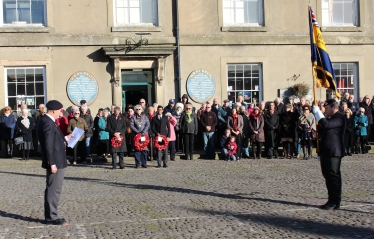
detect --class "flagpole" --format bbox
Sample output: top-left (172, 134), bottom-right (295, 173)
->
top-left (309, 5), bottom-right (320, 154)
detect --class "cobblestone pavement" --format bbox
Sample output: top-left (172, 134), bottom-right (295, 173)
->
top-left (0, 154), bottom-right (373, 239)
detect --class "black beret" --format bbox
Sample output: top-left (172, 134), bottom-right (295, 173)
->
top-left (46, 100), bottom-right (63, 110)
top-left (324, 99), bottom-right (337, 107)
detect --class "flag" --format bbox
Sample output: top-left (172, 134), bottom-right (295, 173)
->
top-left (309, 6), bottom-right (341, 98)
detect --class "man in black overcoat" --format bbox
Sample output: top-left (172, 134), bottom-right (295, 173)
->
top-left (107, 106), bottom-right (127, 169)
top-left (37, 100), bottom-right (73, 226)
top-left (313, 99), bottom-right (345, 210)
top-left (151, 106), bottom-right (170, 167)
top-left (264, 102), bottom-right (279, 158)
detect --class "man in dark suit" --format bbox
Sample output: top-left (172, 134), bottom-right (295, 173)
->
top-left (37, 100), bottom-right (73, 226)
top-left (107, 106), bottom-right (127, 169)
top-left (151, 106), bottom-right (170, 168)
top-left (313, 99), bottom-right (345, 210)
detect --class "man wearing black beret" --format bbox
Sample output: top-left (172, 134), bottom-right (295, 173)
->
top-left (37, 100), bottom-right (73, 226)
top-left (312, 99), bottom-right (346, 210)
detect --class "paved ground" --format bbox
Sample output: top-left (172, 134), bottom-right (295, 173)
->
top-left (0, 154), bottom-right (373, 239)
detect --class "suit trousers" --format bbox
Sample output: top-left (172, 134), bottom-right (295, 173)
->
top-left (157, 148), bottom-right (168, 166)
top-left (45, 168), bottom-right (64, 220)
top-left (320, 156), bottom-right (342, 205)
top-left (112, 152), bottom-right (124, 168)
top-left (184, 133), bottom-right (195, 159)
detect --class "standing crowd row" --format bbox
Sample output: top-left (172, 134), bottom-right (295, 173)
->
top-left (0, 92), bottom-right (372, 165)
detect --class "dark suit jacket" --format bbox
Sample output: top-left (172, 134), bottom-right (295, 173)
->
top-left (107, 114), bottom-right (127, 153)
top-left (151, 115), bottom-right (170, 137)
top-left (37, 115), bottom-right (67, 169)
top-left (318, 112), bottom-right (346, 158)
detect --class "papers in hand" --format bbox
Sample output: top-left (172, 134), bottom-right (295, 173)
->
top-left (65, 127), bottom-right (84, 148)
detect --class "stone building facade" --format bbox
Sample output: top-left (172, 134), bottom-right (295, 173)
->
top-left (0, 0), bottom-right (371, 114)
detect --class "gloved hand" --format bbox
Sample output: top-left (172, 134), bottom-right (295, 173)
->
top-left (312, 105), bottom-right (325, 122)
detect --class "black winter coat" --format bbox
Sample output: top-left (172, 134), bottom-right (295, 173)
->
top-left (151, 115), bottom-right (170, 137)
top-left (107, 114), bottom-right (127, 153)
top-left (16, 116), bottom-right (35, 142)
top-left (264, 111), bottom-right (279, 147)
top-left (80, 113), bottom-right (94, 137)
top-left (318, 112), bottom-right (346, 158)
top-left (279, 111), bottom-right (296, 139)
top-left (344, 115), bottom-right (355, 148)
top-left (179, 112), bottom-right (198, 135)
top-left (359, 102), bottom-right (373, 124)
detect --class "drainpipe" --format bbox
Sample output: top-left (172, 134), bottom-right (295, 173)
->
top-left (175, 0), bottom-right (182, 101)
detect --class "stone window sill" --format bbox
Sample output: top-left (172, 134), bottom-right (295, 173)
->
top-left (321, 26), bottom-right (362, 32)
top-left (0, 27), bottom-right (52, 33)
top-left (221, 26), bottom-right (267, 32)
top-left (111, 26), bottom-right (162, 32)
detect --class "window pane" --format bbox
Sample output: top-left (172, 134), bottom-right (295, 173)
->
top-left (245, 1), bottom-right (259, 23)
top-left (26, 82), bottom-right (35, 95)
top-left (16, 68), bottom-right (25, 83)
top-left (140, 0), bottom-right (153, 23)
top-left (35, 82), bottom-right (44, 95)
top-left (251, 77), bottom-right (259, 90)
top-left (235, 65), bottom-right (243, 77)
top-left (129, 7), bottom-right (140, 23)
top-left (236, 79), bottom-right (243, 91)
top-left (7, 69), bottom-right (16, 82)
top-left (8, 98), bottom-right (17, 111)
top-left (116, 0), bottom-right (126, 7)
top-left (36, 96), bottom-right (44, 106)
top-left (228, 91), bottom-right (236, 103)
top-left (8, 83), bottom-right (16, 96)
top-left (35, 68), bottom-right (43, 81)
top-left (244, 78), bottom-right (251, 89)
top-left (3, 0), bottom-right (17, 23)
top-left (227, 65), bottom-right (235, 77)
top-left (26, 68), bottom-right (34, 82)
top-left (116, 8), bottom-right (126, 24)
top-left (228, 77), bottom-right (235, 91)
top-left (17, 82), bottom-right (26, 95)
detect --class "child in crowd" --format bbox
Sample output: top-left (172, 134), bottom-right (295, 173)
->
top-left (225, 136), bottom-right (237, 161)
top-left (220, 129), bottom-right (231, 160)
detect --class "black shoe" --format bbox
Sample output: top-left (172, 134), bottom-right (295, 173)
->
top-left (141, 165), bottom-right (147, 168)
top-left (306, 155), bottom-right (312, 160)
top-left (347, 152), bottom-right (352, 156)
top-left (112, 166), bottom-right (117, 169)
top-left (45, 218), bottom-right (69, 226)
top-left (163, 165), bottom-right (168, 168)
top-left (322, 203), bottom-right (339, 210)
top-left (119, 165), bottom-right (125, 169)
top-left (156, 165), bottom-right (161, 168)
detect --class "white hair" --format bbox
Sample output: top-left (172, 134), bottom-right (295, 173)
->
top-left (134, 104), bottom-right (143, 112)
top-left (81, 105), bottom-right (88, 110)
top-left (22, 108), bottom-right (29, 113)
top-left (175, 102), bottom-right (184, 111)
top-left (71, 106), bottom-right (79, 112)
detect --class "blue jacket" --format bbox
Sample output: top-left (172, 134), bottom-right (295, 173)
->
top-left (0, 114), bottom-right (16, 139)
top-left (217, 106), bottom-right (232, 129)
top-left (354, 114), bottom-right (368, 136)
top-left (98, 117), bottom-right (109, 140)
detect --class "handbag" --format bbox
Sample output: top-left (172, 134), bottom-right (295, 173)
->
top-left (14, 136), bottom-right (24, 145)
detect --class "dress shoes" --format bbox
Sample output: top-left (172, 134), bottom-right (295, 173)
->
top-left (45, 218), bottom-right (69, 226)
top-left (119, 165), bottom-right (125, 169)
top-left (156, 165), bottom-right (161, 168)
top-left (319, 202), bottom-right (340, 210)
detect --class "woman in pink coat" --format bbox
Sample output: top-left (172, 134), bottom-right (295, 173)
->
top-left (166, 112), bottom-right (177, 161)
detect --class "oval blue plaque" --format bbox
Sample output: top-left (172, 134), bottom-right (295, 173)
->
top-left (67, 71), bottom-right (99, 106)
top-left (186, 69), bottom-right (216, 103)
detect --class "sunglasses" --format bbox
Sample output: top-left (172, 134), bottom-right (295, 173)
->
top-left (74, 113), bottom-right (80, 115)
top-left (139, 102), bottom-right (145, 103)
top-left (303, 108), bottom-right (309, 111)
top-left (186, 108), bottom-right (192, 110)
top-left (206, 107), bottom-right (211, 108)
top-left (136, 109), bottom-right (142, 111)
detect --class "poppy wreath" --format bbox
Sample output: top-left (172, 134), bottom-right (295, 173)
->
top-left (111, 135), bottom-right (123, 148)
top-left (154, 134), bottom-right (169, 150)
top-left (133, 133), bottom-right (150, 151)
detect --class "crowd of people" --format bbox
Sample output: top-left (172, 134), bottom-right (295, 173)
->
top-left (0, 92), bottom-right (372, 167)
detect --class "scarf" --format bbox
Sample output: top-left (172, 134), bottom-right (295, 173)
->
top-left (232, 113), bottom-right (238, 131)
top-left (21, 116), bottom-right (30, 129)
top-left (148, 113), bottom-right (155, 119)
top-left (185, 111), bottom-right (193, 123)
top-left (5, 113), bottom-right (10, 117)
